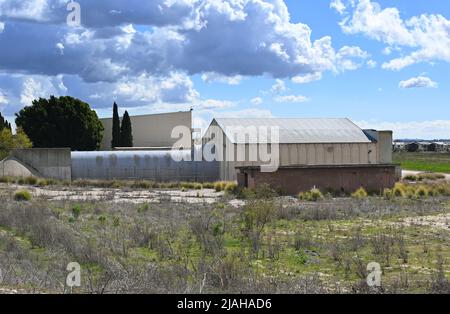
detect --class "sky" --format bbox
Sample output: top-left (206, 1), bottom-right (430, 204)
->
top-left (0, 0), bottom-right (449, 139)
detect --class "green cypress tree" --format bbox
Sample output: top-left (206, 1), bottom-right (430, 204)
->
top-left (111, 102), bottom-right (121, 149)
top-left (120, 111), bottom-right (133, 147)
top-left (0, 112), bottom-right (11, 132)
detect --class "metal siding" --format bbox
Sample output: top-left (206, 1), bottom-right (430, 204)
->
top-left (214, 118), bottom-right (372, 144)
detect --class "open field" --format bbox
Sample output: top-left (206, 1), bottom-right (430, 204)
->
top-left (394, 152), bottom-right (450, 174)
top-left (0, 181), bottom-right (449, 294)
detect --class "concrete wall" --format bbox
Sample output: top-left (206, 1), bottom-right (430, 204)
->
top-left (238, 165), bottom-right (397, 195)
top-left (0, 158), bottom-right (37, 178)
top-left (2, 148), bottom-right (72, 180)
top-left (100, 111), bottom-right (192, 150)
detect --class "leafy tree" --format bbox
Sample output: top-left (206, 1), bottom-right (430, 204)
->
top-left (111, 102), bottom-right (121, 149)
top-left (15, 96), bottom-right (104, 151)
top-left (120, 110), bottom-right (133, 147)
top-left (0, 112), bottom-right (11, 131)
top-left (0, 127), bottom-right (32, 160)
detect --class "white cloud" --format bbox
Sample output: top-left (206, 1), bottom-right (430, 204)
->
top-left (366, 59), bottom-right (377, 68)
top-left (0, 89), bottom-right (8, 105)
top-left (399, 76), bottom-right (437, 89)
top-left (330, 0), bottom-right (346, 15)
top-left (213, 108), bottom-right (274, 119)
top-left (114, 72), bottom-right (199, 104)
top-left (357, 120), bottom-right (450, 139)
top-left (335, 46), bottom-right (370, 71)
top-left (292, 72), bottom-right (322, 84)
top-left (251, 97), bottom-right (263, 105)
top-left (274, 95), bottom-right (309, 103)
top-left (201, 72), bottom-right (243, 85)
top-left (270, 79), bottom-right (287, 94)
top-left (195, 99), bottom-right (236, 110)
top-left (0, 21), bottom-right (4, 32)
top-left (338, 0), bottom-right (450, 70)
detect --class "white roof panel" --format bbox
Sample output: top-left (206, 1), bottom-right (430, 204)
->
top-left (213, 118), bottom-right (372, 144)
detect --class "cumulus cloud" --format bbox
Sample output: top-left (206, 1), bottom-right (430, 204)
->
top-left (0, 0), bottom-right (368, 83)
top-left (335, 0), bottom-right (450, 70)
top-left (274, 95), bottom-right (309, 103)
top-left (292, 72), bottom-right (322, 84)
top-left (399, 76), bottom-right (437, 89)
top-left (201, 72), bottom-right (243, 85)
top-left (330, 0), bottom-right (346, 15)
top-left (0, 0), bottom-right (372, 118)
top-left (251, 97), bottom-right (263, 105)
top-left (270, 79), bottom-right (287, 95)
top-left (357, 120), bottom-right (450, 139)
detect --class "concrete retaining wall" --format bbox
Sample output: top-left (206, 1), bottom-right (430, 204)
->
top-left (0, 148), bottom-right (72, 180)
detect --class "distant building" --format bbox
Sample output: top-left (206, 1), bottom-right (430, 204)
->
top-left (99, 111), bottom-right (192, 151)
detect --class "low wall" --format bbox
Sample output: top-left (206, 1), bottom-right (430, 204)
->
top-left (238, 164), bottom-right (397, 195)
top-left (1, 148), bottom-right (72, 180)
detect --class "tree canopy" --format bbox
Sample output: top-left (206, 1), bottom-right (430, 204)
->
top-left (0, 127), bottom-right (32, 160)
top-left (0, 112), bottom-right (11, 131)
top-left (120, 110), bottom-right (133, 147)
top-left (111, 102), bottom-right (121, 149)
top-left (15, 96), bottom-right (104, 151)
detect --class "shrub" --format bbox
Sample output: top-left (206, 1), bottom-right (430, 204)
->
top-left (415, 186), bottom-right (429, 198)
top-left (72, 204), bottom-right (82, 219)
top-left (24, 176), bottom-right (38, 185)
top-left (393, 183), bottom-right (406, 198)
top-left (137, 203), bottom-right (151, 213)
top-left (14, 189), bottom-right (32, 201)
top-left (383, 188), bottom-right (394, 200)
top-left (403, 175), bottom-right (418, 182)
top-left (298, 188), bottom-right (324, 202)
top-left (214, 182), bottom-right (227, 192)
top-left (352, 187), bottom-right (368, 199)
top-left (224, 182), bottom-right (238, 193)
top-left (418, 173), bottom-right (445, 181)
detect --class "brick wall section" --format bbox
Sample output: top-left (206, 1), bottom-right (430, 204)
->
top-left (238, 165), bottom-right (397, 195)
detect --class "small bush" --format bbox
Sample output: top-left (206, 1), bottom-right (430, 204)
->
top-left (14, 189), bottom-right (32, 201)
top-left (24, 176), bottom-right (38, 185)
top-left (418, 173), bottom-right (445, 181)
top-left (393, 183), bottom-right (406, 198)
top-left (383, 188), bottom-right (394, 200)
top-left (298, 188), bottom-right (324, 202)
top-left (351, 187), bottom-right (368, 199)
top-left (214, 182), bottom-right (227, 192)
top-left (403, 175), bottom-right (418, 182)
top-left (137, 203), bottom-right (151, 213)
top-left (224, 182), bottom-right (238, 193)
top-left (415, 186), bottom-right (429, 198)
top-left (72, 204), bottom-right (82, 219)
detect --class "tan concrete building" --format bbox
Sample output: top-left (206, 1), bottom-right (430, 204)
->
top-left (100, 110), bottom-right (192, 151)
top-left (203, 118), bottom-right (395, 194)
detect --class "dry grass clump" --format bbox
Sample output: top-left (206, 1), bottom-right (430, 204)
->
top-left (298, 188), bottom-right (324, 202)
top-left (351, 187), bottom-right (368, 199)
top-left (14, 189), bottom-right (32, 201)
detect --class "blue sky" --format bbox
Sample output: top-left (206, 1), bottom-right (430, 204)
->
top-left (0, 0), bottom-right (449, 139)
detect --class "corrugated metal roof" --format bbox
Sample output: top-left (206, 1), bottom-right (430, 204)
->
top-left (213, 118), bottom-right (372, 144)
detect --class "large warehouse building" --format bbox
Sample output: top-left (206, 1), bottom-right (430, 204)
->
top-left (99, 110), bottom-right (192, 150)
top-left (203, 118), bottom-right (395, 194)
